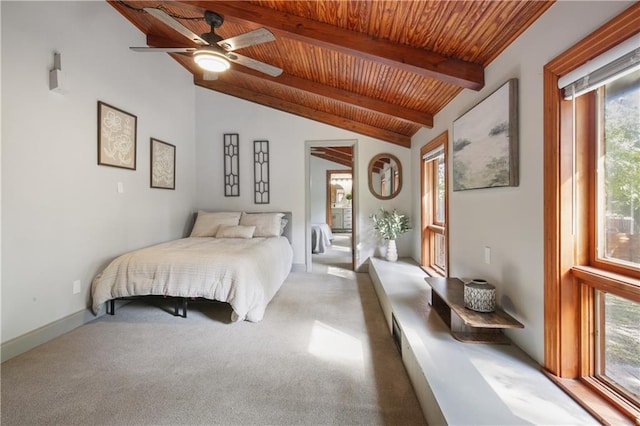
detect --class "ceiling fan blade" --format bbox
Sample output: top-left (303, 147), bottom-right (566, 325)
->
top-left (130, 47), bottom-right (196, 53)
top-left (143, 7), bottom-right (208, 46)
top-left (227, 53), bottom-right (283, 77)
top-left (217, 28), bottom-right (276, 51)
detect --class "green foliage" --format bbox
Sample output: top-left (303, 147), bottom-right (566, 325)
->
top-left (604, 294), bottom-right (640, 394)
top-left (604, 87), bottom-right (640, 223)
top-left (371, 208), bottom-right (411, 240)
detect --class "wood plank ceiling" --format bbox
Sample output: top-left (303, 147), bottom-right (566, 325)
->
top-left (109, 0), bottom-right (553, 155)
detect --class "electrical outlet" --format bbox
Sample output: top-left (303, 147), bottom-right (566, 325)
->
top-left (484, 247), bottom-right (491, 264)
top-left (72, 280), bottom-right (81, 294)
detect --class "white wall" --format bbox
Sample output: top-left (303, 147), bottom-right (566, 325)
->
top-left (0, 1), bottom-right (3, 342)
top-left (1, 1), bottom-right (197, 343)
top-left (194, 88), bottom-right (414, 269)
top-left (409, 0), bottom-right (634, 364)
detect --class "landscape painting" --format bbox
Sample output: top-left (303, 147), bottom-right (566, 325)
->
top-left (452, 79), bottom-right (518, 191)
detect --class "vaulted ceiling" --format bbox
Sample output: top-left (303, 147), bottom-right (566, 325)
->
top-left (109, 0), bottom-right (553, 149)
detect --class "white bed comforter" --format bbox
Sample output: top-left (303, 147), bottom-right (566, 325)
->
top-left (311, 223), bottom-right (333, 254)
top-left (91, 236), bottom-right (293, 322)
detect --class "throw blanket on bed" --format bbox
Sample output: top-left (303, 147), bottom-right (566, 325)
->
top-left (311, 223), bottom-right (333, 254)
top-left (91, 236), bottom-right (293, 322)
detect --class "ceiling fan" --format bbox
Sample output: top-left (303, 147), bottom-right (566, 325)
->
top-left (130, 8), bottom-right (282, 79)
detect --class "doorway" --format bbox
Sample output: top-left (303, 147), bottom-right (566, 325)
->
top-left (305, 140), bottom-right (357, 272)
top-left (320, 170), bottom-right (353, 270)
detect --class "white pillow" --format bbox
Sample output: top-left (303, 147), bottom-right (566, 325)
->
top-left (215, 225), bottom-right (256, 239)
top-left (190, 211), bottom-right (242, 237)
top-left (240, 212), bottom-right (285, 238)
top-left (279, 218), bottom-right (289, 236)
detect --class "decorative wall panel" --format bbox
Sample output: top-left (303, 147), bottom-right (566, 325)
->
top-left (254, 140), bottom-right (270, 204)
top-left (224, 133), bottom-right (239, 196)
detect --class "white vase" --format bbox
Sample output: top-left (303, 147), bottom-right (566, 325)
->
top-left (385, 239), bottom-right (398, 262)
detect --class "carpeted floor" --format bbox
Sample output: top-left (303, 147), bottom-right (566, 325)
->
top-left (312, 233), bottom-right (352, 272)
top-left (1, 256), bottom-right (426, 425)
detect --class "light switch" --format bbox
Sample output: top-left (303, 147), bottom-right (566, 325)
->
top-left (117, 182), bottom-right (124, 193)
top-left (484, 246), bottom-right (491, 264)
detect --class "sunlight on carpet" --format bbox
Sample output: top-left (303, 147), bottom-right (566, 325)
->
top-left (327, 266), bottom-right (353, 278)
top-left (308, 320), bottom-right (364, 368)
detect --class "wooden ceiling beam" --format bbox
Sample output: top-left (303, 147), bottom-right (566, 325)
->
top-left (324, 148), bottom-right (356, 167)
top-left (195, 79), bottom-right (411, 147)
top-left (324, 146), bottom-right (353, 157)
top-left (231, 66), bottom-right (433, 128)
top-left (184, 1), bottom-right (484, 90)
top-left (311, 152), bottom-right (351, 168)
top-left (311, 147), bottom-right (352, 167)
top-left (146, 34), bottom-right (433, 128)
top-left (371, 159), bottom-right (388, 174)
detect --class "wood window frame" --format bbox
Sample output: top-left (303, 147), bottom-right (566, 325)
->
top-left (421, 131), bottom-right (449, 276)
top-left (543, 3), bottom-right (640, 424)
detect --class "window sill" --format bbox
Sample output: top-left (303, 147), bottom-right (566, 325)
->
top-left (543, 371), bottom-right (637, 425)
top-left (419, 264), bottom-right (443, 278)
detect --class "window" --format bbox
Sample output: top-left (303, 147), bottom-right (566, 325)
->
top-left (544, 5), bottom-right (640, 422)
top-left (592, 69), bottom-right (640, 406)
top-left (421, 132), bottom-right (448, 276)
top-left (570, 68), bottom-right (640, 414)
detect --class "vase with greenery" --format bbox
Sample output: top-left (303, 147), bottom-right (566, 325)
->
top-left (371, 208), bottom-right (411, 261)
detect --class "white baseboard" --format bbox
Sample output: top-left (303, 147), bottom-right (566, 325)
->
top-left (1, 308), bottom-right (101, 363)
top-left (291, 263), bottom-right (306, 272)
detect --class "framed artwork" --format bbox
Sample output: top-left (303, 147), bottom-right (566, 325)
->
top-left (97, 101), bottom-right (137, 170)
top-left (452, 79), bottom-right (518, 191)
top-left (150, 138), bottom-right (175, 190)
top-left (224, 133), bottom-right (240, 196)
top-left (254, 140), bottom-right (270, 204)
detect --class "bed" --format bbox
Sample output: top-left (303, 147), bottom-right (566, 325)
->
top-left (311, 223), bottom-right (334, 254)
top-left (91, 211), bottom-right (293, 322)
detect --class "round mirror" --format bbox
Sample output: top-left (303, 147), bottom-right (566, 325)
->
top-left (368, 153), bottom-right (402, 200)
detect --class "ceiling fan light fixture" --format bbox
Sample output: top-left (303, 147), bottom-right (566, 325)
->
top-left (194, 50), bottom-right (230, 72)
